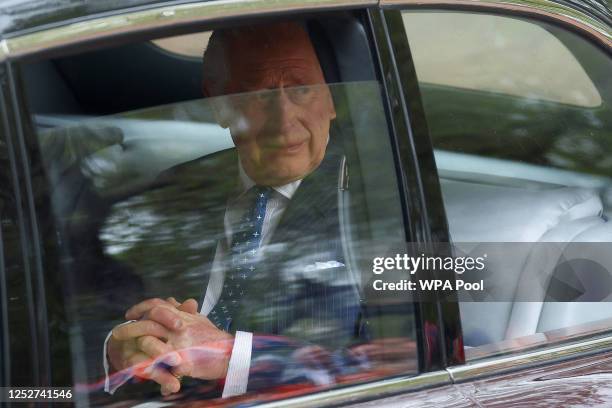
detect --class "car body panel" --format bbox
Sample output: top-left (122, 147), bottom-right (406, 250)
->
top-left (0, 0), bottom-right (609, 37)
top-left (350, 350), bottom-right (612, 407)
top-left (0, 0), bottom-right (611, 406)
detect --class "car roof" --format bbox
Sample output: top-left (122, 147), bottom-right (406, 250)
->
top-left (0, 0), bottom-right (610, 37)
top-left (0, 0), bottom-right (213, 36)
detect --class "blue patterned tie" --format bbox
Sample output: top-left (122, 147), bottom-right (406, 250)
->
top-left (209, 186), bottom-right (271, 331)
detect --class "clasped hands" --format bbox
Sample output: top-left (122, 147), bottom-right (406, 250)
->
top-left (107, 297), bottom-right (234, 396)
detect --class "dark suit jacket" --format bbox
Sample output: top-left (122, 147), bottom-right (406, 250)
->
top-left (150, 142), bottom-right (365, 345)
top-left (93, 141), bottom-right (369, 397)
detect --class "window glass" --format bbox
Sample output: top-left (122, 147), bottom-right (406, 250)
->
top-left (20, 18), bottom-right (417, 405)
top-left (403, 12), bottom-right (601, 107)
top-left (402, 11), bottom-right (612, 358)
top-left (151, 32), bottom-right (212, 59)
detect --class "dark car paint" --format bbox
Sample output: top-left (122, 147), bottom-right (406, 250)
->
top-left (0, 0), bottom-right (173, 35)
top-left (0, 0), bottom-right (611, 407)
top-left (0, 0), bottom-right (610, 36)
top-left (352, 350), bottom-right (612, 407)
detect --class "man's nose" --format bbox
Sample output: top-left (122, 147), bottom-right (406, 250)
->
top-left (269, 87), bottom-right (297, 133)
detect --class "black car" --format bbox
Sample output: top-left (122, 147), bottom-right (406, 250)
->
top-left (0, 0), bottom-right (611, 406)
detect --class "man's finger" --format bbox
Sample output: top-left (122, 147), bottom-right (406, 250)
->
top-left (148, 305), bottom-right (184, 330)
top-left (137, 335), bottom-right (174, 358)
top-left (171, 358), bottom-right (194, 378)
top-left (135, 361), bottom-right (181, 395)
top-left (125, 352), bottom-right (154, 372)
top-left (166, 297), bottom-right (181, 307)
top-left (126, 353), bottom-right (181, 395)
top-left (147, 367), bottom-right (181, 396)
top-left (112, 320), bottom-right (170, 341)
top-left (125, 298), bottom-right (170, 320)
top-left (178, 298), bottom-right (199, 315)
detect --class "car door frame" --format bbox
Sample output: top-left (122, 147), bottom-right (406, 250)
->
top-left (5, 0), bottom-right (610, 406)
top-left (0, 40), bottom-right (51, 392)
top-left (0, 0), bottom-right (457, 399)
top-left (378, 0), bottom-right (612, 400)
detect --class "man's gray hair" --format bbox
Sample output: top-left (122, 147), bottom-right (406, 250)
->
top-left (202, 29), bottom-right (230, 97)
top-left (202, 22), bottom-right (309, 97)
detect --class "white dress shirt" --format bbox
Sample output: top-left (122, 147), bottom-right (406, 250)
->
top-left (104, 161), bottom-right (301, 397)
top-left (202, 163), bottom-right (300, 397)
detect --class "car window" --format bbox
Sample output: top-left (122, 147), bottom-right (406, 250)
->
top-left (16, 17), bottom-right (418, 405)
top-left (404, 12), bottom-right (602, 107)
top-left (151, 32), bottom-right (212, 59)
top-left (401, 11), bottom-right (612, 358)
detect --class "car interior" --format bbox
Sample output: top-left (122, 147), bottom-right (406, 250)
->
top-left (425, 20), bottom-right (612, 348)
top-left (18, 13), bottom-right (421, 387)
top-left (15, 10), bottom-right (612, 359)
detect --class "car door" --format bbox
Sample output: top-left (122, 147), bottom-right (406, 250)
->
top-left (383, 0), bottom-right (612, 405)
top-left (0, 43), bottom-right (53, 393)
top-left (0, 2), bottom-right (466, 406)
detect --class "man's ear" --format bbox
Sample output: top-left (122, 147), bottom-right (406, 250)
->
top-left (203, 81), bottom-right (231, 129)
top-left (328, 92), bottom-right (337, 120)
top-left (210, 99), bottom-right (234, 129)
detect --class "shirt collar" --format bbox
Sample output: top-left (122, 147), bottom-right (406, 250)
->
top-left (238, 160), bottom-right (301, 199)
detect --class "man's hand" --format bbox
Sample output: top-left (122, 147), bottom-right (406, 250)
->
top-left (130, 301), bottom-right (234, 382)
top-left (107, 297), bottom-right (199, 395)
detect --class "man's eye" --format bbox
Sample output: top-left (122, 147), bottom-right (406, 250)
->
top-left (295, 86), bottom-right (312, 95)
top-left (289, 86), bottom-right (314, 103)
top-left (253, 89), bottom-right (275, 102)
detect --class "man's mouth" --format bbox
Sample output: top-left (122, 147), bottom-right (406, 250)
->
top-left (284, 140), bottom-right (307, 153)
top-left (267, 140), bottom-right (307, 155)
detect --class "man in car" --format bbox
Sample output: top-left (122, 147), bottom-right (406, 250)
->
top-left (104, 21), bottom-right (370, 397)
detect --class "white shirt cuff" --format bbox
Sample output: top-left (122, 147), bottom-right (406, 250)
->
top-left (222, 331), bottom-right (253, 398)
top-left (103, 321), bottom-right (135, 394)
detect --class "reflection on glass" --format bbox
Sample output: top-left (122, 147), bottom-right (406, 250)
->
top-left (404, 11), bottom-right (612, 359)
top-left (35, 82), bottom-right (417, 405)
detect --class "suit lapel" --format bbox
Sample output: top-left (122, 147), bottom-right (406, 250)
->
top-left (269, 148), bottom-right (342, 248)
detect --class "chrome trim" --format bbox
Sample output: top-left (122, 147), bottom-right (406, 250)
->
top-left (381, 0), bottom-right (612, 47)
top-left (256, 370), bottom-right (451, 408)
top-left (339, 155), bottom-right (349, 190)
top-left (449, 334), bottom-right (612, 382)
top-left (0, 40), bottom-right (8, 63)
top-left (255, 335), bottom-right (612, 407)
top-left (3, 0), bottom-right (376, 59)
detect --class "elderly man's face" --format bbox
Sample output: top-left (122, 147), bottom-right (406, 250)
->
top-left (216, 25), bottom-right (336, 186)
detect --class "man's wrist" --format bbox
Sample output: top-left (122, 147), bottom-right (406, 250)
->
top-left (221, 334), bottom-right (236, 378)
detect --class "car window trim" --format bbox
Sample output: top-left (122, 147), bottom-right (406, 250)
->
top-left (380, 0), bottom-right (612, 52)
top-left (448, 333), bottom-right (612, 382)
top-left (5, 61), bottom-right (52, 386)
top-left (255, 332), bottom-right (612, 408)
top-left (368, 9), bottom-right (438, 373)
top-left (0, 0), bottom-right (377, 62)
top-left (370, 7), bottom-right (464, 370)
top-left (0, 61), bottom-right (43, 386)
top-left (257, 369), bottom-right (451, 407)
top-left (0, 61), bottom-right (11, 388)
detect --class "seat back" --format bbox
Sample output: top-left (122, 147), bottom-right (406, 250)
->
top-left (441, 178), bottom-right (609, 345)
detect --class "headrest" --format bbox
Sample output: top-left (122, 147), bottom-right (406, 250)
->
top-left (441, 179), bottom-right (603, 242)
